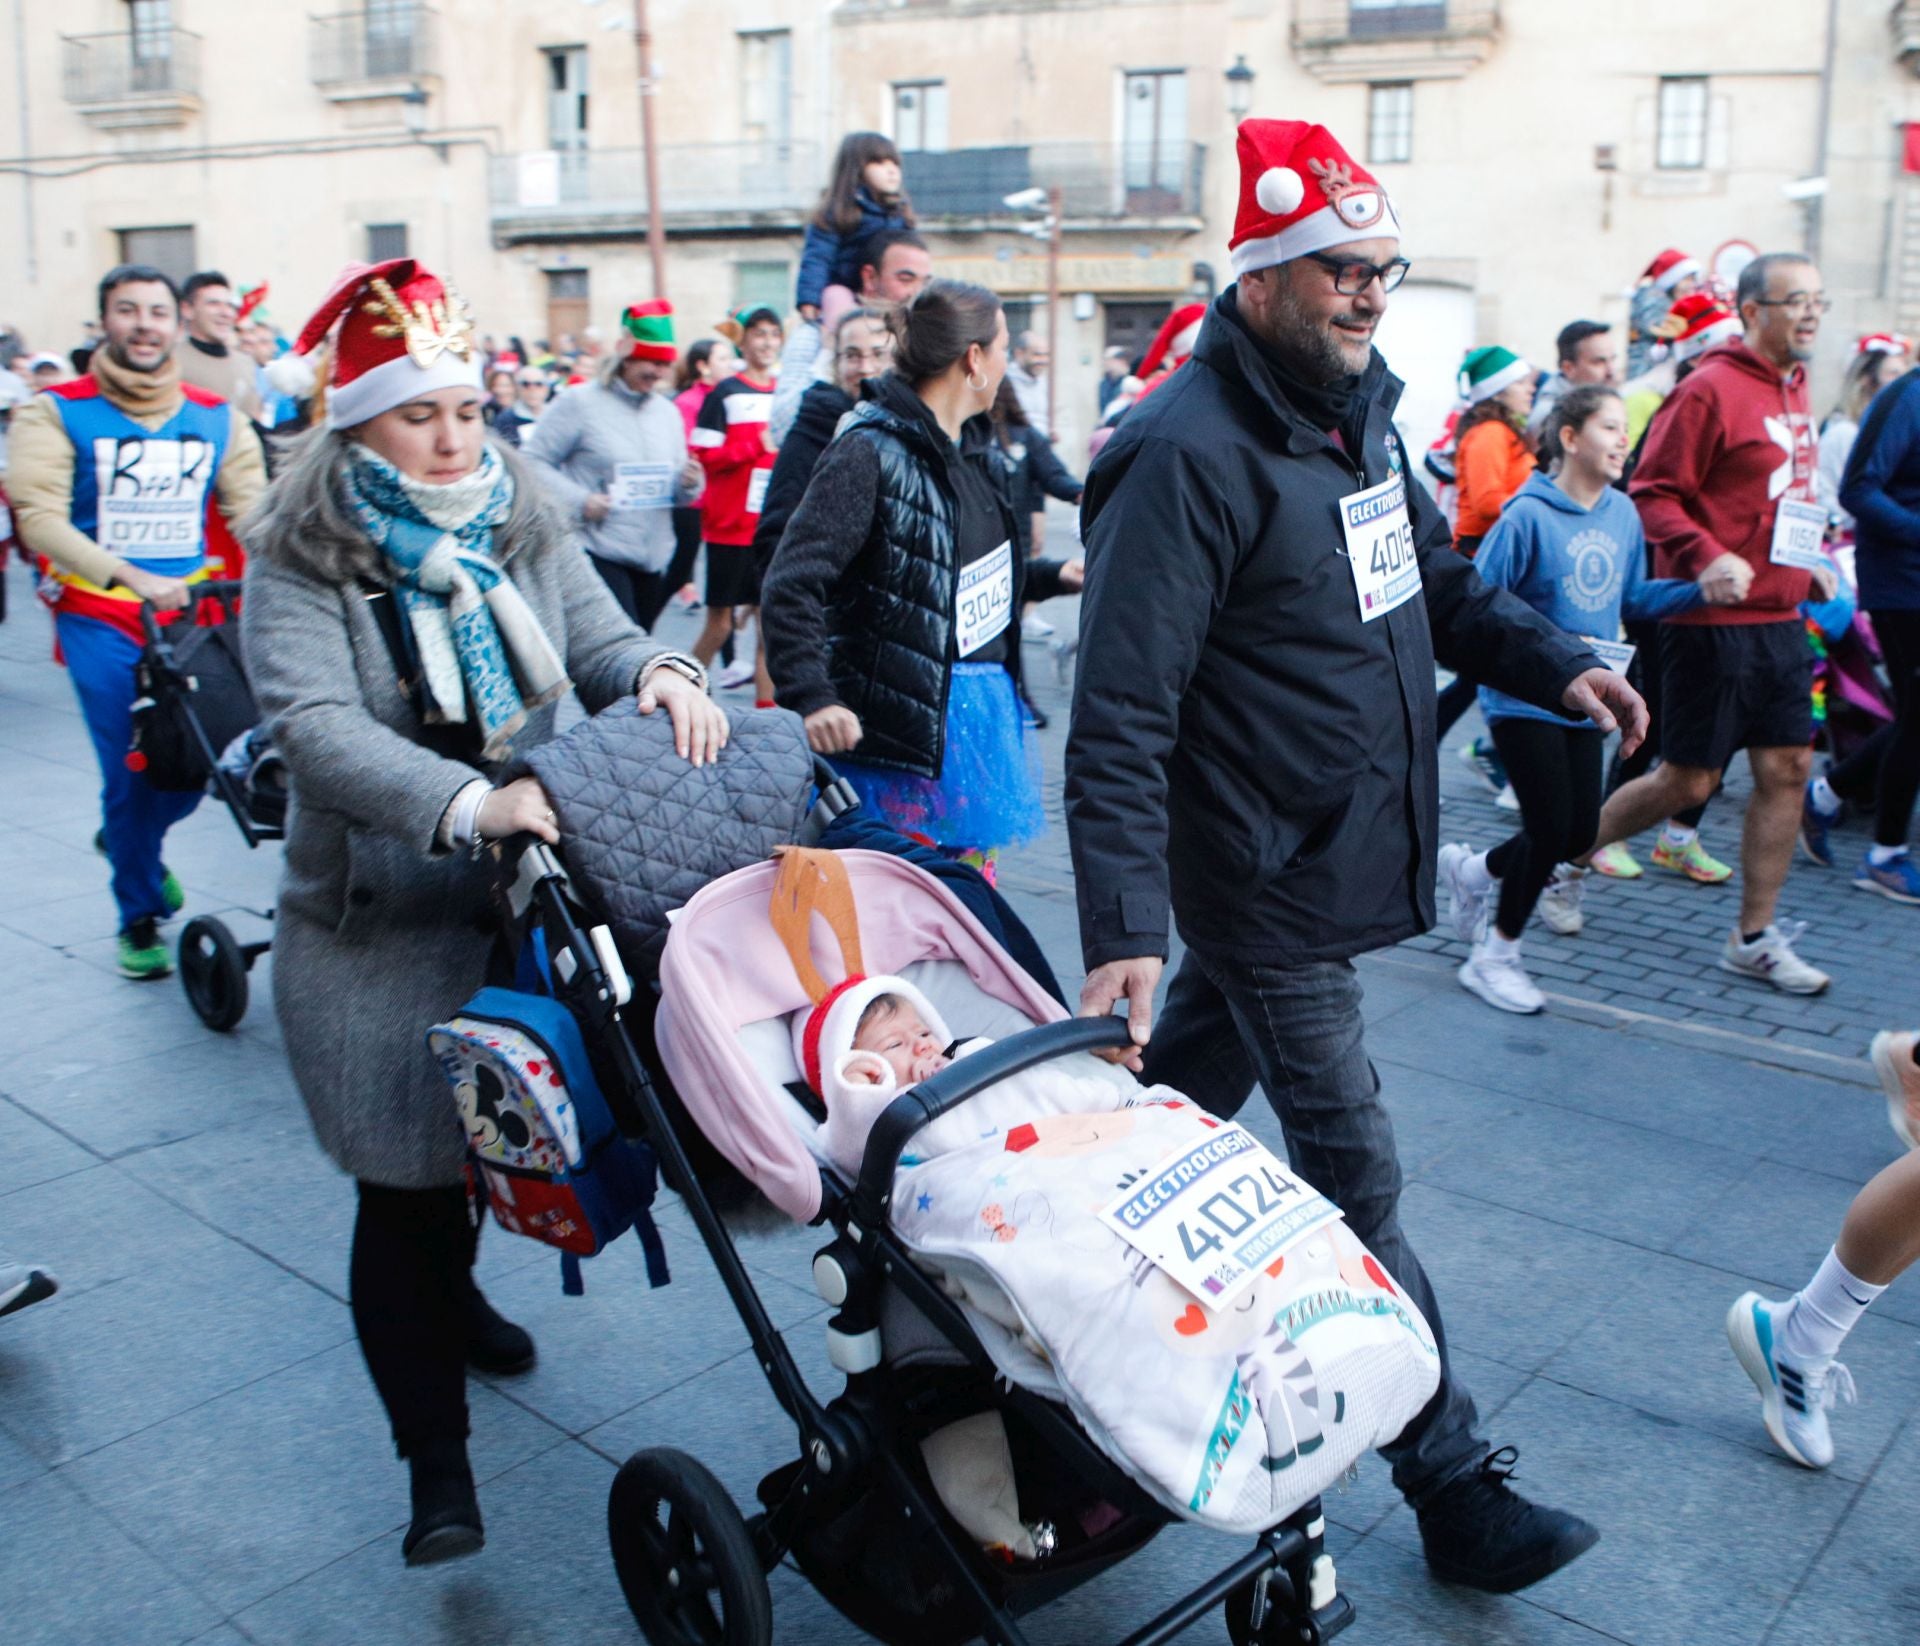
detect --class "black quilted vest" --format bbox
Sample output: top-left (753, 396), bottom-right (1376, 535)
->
top-left (823, 395), bottom-right (1023, 779)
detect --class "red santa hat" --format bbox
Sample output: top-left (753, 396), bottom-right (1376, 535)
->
top-left (1858, 332), bottom-right (1912, 357)
top-left (294, 258), bottom-right (483, 430)
top-left (1228, 119), bottom-right (1400, 279)
top-left (1665, 291), bottom-right (1740, 361)
top-left (790, 973), bottom-right (951, 1098)
top-left (1138, 302), bottom-right (1207, 380)
top-left (1641, 249), bottom-right (1702, 292)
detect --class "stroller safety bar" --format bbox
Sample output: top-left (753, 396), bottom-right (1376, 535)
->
top-left (851, 1014), bottom-right (1136, 1228)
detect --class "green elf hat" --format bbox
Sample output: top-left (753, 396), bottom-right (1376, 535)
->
top-left (1458, 345), bottom-right (1531, 405)
top-left (621, 299), bottom-right (677, 362)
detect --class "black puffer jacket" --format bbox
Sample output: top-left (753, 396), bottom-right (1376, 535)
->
top-left (763, 373), bottom-right (1064, 778)
top-left (1067, 287), bottom-right (1601, 968)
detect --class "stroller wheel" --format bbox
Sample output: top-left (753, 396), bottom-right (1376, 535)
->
top-left (1225, 1562), bottom-right (1355, 1645)
top-left (609, 1447), bottom-right (772, 1646)
top-left (179, 916), bottom-right (248, 1032)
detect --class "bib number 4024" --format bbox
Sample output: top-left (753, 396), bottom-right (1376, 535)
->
top-left (1174, 1163), bottom-right (1305, 1263)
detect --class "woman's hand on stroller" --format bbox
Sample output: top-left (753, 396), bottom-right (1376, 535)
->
top-left (1077, 955), bottom-right (1163, 1073)
top-left (804, 705), bottom-right (864, 755)
top-left (639, 668), bottom-right (731, 768)
top-left (117, 565), bottom-right (193, 611)
top-left (478, 777), bottom-right (562, 844)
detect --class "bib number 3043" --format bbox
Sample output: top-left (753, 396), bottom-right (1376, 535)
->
top-left (1340, 473), bottom-right (1421, 623)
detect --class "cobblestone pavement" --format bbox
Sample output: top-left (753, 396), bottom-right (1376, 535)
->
top-left (3, 551), bottom-right (1917, 1646)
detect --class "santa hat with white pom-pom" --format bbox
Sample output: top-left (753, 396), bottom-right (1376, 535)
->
top-left (1228, 119), bottom-right (1400, 279)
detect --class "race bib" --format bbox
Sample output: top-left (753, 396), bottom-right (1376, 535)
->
top-left (1101, 1123), bottom-right (1341, 1313)
top-left (954, 540), bottom-right (1014, 658)
top-left (93, 435), bottom-right (212, 562)
top-left (746, 465), bottom-right (771, 517)
top-left (1769, 499), bottom-right (1828, 572)
top-left (1339, 474), bottom-right (1420, 622)
top-left (1583, 636), bottom-right (1637, 675)
top-left (609, 462), bottom-right (673, 513)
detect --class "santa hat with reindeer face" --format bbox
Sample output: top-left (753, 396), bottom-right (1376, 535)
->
top-left (295, 258), bottom-right (482, 430)
top-left (1228, 119), bottom-right (1400, 280)
top-left (1664, 291), bottom-right (1741, 361)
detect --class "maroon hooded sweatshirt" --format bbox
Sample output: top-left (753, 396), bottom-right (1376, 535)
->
top-left (1628, 338), bottom-right (1817, 626)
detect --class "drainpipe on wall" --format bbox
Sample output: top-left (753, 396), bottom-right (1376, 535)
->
top-left (1808, 0), bottom-right (1839, 263)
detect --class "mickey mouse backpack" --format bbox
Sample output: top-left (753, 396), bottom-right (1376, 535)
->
top-left (429, 985), bottom-right (668, 1296)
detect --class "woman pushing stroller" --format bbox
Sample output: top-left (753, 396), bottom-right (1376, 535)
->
top-left (241, 259), bottom-right (727, 1567)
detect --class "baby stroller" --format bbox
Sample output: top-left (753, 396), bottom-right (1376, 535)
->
top-left (506, 831), bottom-right (1363, 1646)
top-left (132, 581), bottom-right (283, 1031)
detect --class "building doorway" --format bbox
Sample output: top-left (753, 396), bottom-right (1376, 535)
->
top-left (546, 269), bottom-right (589, 354)
top-left (1103, 300), bottom-right (1173, 371)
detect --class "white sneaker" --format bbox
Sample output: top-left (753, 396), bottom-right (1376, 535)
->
top-left (1020, 613), bottom-right (1056, 641)
top-left (1437, 842), bottom-right (1491, 943)
top-left (1537, 864), bottom-right (1585, 936)
top-left (1049, 635), bottom-right (1078, 686)
top-left (1725, 1292), bottom-right (1856, 1469)
top-left (1719, 925), bottom-right (1830, 995)
top-left (1494, 783), bottom-right (1521, 812)
top-left (714, 659), bottom-right (756, 691)
top-left (1458, 940), bottom-right (1545, 1014)
top-left (0, 1260), bottom-right (57, 1320)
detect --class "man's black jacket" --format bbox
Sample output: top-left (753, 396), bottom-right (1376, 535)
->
top-left (1066, 288), bottom-right (1600, 969)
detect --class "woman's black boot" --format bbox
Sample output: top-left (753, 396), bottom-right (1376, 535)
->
top-left (402, 1439), bottom-right (485, 1567)
top-left (466, 1287), bottom-right (537, 1376)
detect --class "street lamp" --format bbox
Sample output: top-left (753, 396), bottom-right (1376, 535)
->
top-left (1003, 186), bottom-right (1062, 433)
top-left (1225, 55), bottom-right (1256, 120)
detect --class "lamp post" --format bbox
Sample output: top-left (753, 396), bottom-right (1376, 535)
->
top-left (633, 0), bottom-right (669, 301)
top-left (1003, 185), bottom-right (1061, 433)
top-left (1225, 55), bottom-right (1256, 121)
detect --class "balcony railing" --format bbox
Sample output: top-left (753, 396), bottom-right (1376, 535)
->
top-left (310, 7), bottom-right (439, 88)
top-left (1292, 0), bottom-right (1500, 47)
top-left (489, 140), bottom-right (1204, 233)
top-left (62, 28), bottom-right (201, 106)
top-left (1895, 1), bottom-right (1920, 74)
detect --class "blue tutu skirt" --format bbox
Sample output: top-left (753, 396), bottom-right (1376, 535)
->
top-left (834, 662), bottom-right (1044, 853)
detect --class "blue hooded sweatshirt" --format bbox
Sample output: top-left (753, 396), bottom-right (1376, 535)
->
top-left (1475, 471), bottom-right (1703, 726)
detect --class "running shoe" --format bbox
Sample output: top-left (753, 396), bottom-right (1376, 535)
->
top-left (117, 918), bottom-right (172, 980)
top-left (1725, 1292), bottom-right (1855, 1470)
top-left (1457, 738), bottom-right (1508, 797)
top-left (1049, 635), bottom-right (1078, 686)
top-left (1869, 1029), bottom-right (1920, 1150)
top-left (0, 1260), bottom-right (57, 1321)
top-left (1719, 926), bottom-right (1830, 995)
top-left (1651, 836), bottom-right (1733, 884)
top-left (1458, 942), bottom-right (1545, 1015)
top-left (1020, 613), bottom-right (1056, 642)
top-left (1494, 783), bottom-right (1521, 812)
top-left (1438, 842), bottom-right (1492, 944)
top-left (1852, 850), bottom-right (1920, 905)
top-left (1799, 783), bottom-right (1839, 868)
top-left (714, 659), bottom-right (756, 691)
top-left (1537, 865), bottom-right (1585, 936)
top-left (1589, 842), bottom-right (1643, 880)
top-left (161, 868), bottom-right (184, 916)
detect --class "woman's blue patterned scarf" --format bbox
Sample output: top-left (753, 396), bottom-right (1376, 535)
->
top-left (343, 442), bottom-right (569, 761)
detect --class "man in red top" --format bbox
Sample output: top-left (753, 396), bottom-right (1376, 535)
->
top-left (1585, 252), bottom-right (1838, 993)
top-left (691, 306), bottom-right (782, 694)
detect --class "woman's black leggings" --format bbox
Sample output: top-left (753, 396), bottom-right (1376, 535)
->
top-left (1843, 609), bottom-right (1920, 847)
top-left (1435, 672), bottom-right (1478, 744)
top-left (350, 1181), bottom-right (479, 1459)
top-left (664, 506), bottom-right (703, 595)
top-left (589, 555), bottom-right (667, 634)
top-left (1605, 618), bottom-right (1708, 829)
top-left (1485, 719), bottom-right (1604, 939)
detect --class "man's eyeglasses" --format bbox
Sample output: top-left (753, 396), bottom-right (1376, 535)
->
top-left (1754, 293), bottom-right (1832, 317)
top-left (838, 346), bottom-right (892, 366)
top-left (1300, 251), bottom-right (1412, 295)
top-left (516, 378), bottom-right (546, 388)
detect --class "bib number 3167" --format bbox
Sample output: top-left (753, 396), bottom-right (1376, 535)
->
top-left (1340, 474), bottom-right (1421, 623)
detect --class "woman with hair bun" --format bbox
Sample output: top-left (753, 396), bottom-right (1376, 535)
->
top-left (761, 278), bottom-right (1081, 881)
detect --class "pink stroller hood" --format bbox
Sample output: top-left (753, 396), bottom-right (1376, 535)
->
top-left (654, 850), bottom-right (1068, 1223)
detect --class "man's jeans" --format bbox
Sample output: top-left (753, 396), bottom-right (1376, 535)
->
top-left (1141, 948), bottom-right (1487, 1509)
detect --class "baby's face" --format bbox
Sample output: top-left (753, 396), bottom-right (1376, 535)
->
top-left (853, 1002), bottom-right (951, 1088)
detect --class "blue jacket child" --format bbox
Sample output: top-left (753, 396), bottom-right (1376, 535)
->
top-left (796, 186), bottom-right (912, 312)
top-left (1475, 471), bottom-right (1703, 727)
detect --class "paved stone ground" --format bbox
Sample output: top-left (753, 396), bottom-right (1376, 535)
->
top-left (3, 550), bottom-right (1918, 1646)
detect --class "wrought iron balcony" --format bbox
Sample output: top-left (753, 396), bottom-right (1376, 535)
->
top-left (1895, 1), bottom-right (1920, 75)
top-left (61, 29), bottom-right (201, 126)
top-left (310, 6), bottom-right (439, 91)
top-left (1291, 1), bottom-right (1500, 80)
top-left (905, 141), bottom-right (1207, 222)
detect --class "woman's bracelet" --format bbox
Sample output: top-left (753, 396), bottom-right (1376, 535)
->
top-left (639, 651), bottom-right (708, 695)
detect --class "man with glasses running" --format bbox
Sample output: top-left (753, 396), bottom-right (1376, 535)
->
top-left (1580, 253), bottom-right (1838, 993)
top-left (1069, 118), bottom-right (1640, 1596)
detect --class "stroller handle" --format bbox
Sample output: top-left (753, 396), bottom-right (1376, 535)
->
top-left (851, 1015), bottom-right (1136, 1228)
top-left (138, 579), bottom-right (245, 645)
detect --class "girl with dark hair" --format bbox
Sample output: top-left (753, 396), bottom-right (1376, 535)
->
top-left (1438, 385), bottom-right (1715, 1014)
top-left (795, 131), bottom-right (915, 326)
top-left (665, 335), bottom-right (738, 606)
top-left (762, 279), bottom-right (1082, 880)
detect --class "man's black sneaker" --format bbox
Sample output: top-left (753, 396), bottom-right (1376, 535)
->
top-left (1416, 1447), bottom-right (1599, 1593)
top-left (466, 1287), bottom-right (537, 1376)
top-left (402, 1440), bottom-right (484, 1567)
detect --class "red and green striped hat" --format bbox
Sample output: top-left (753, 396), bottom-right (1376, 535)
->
top-left (621, 299), bottom-right (676, 362)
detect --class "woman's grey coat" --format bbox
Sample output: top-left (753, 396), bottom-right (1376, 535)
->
top-left (242, 449), bottom-right (666, 1188)
top-left (520, 377), bottom-right (695, 571)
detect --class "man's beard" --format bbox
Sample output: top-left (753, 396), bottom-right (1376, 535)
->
top-left (105, 338), bottom-right (163, 373)
top-left (1266, 281), bottom-right (1361, 385)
